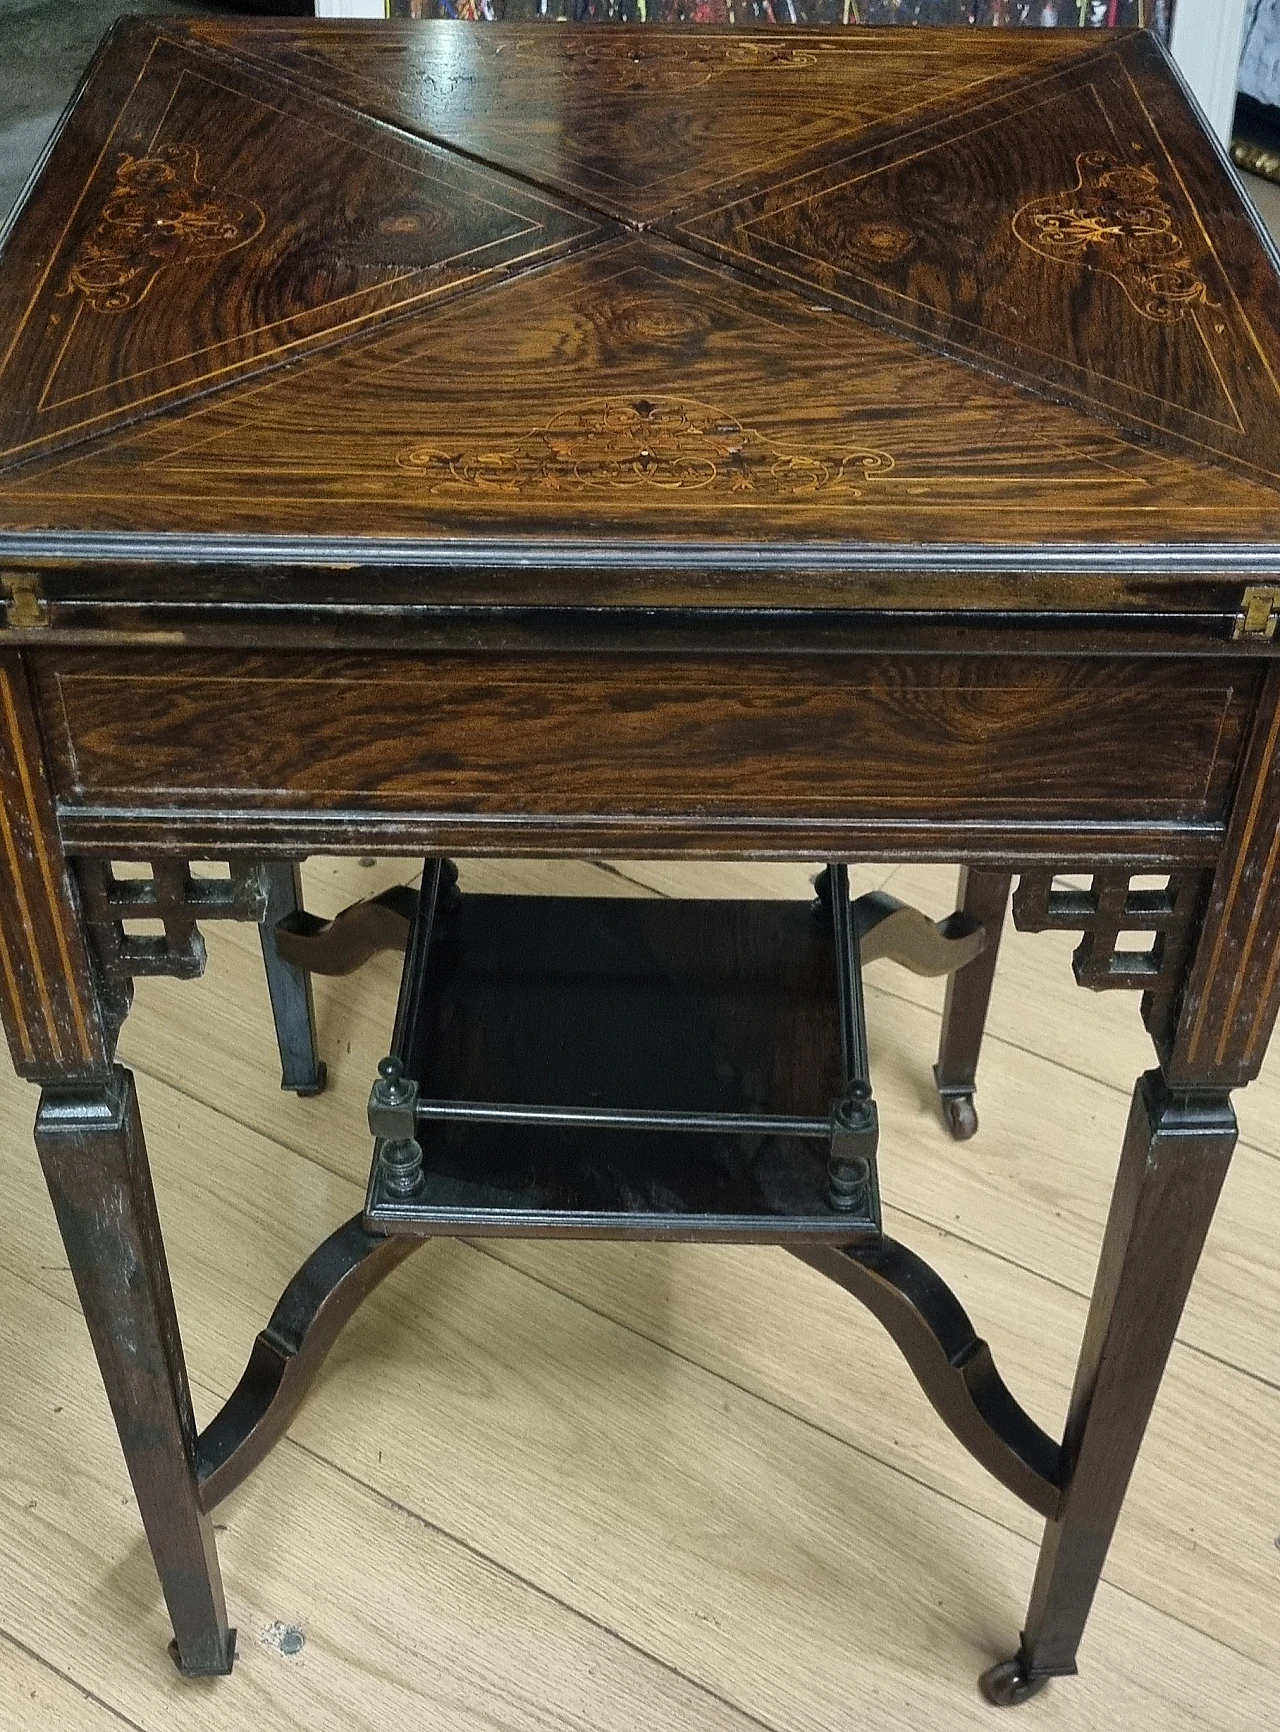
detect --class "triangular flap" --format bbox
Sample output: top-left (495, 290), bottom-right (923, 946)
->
top-left (673, 32), bottom-right (1280, 491)
top-left (0, 25), bottom-right (603, 468)
top-left (179, 19), bottom-right (1112, 224)
top-left (7, 237), bottom-right (1276, 549)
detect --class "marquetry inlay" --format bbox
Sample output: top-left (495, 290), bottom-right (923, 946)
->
top-left (0, 659), bottom-right (108, 1078)
top-left (1012, 150), bottom-right (1210, 323)
top-left (397, 395), bottom-right (895, 498)
top-left (515, 35), bottom-right (821, 90)
top-left (66, 144), bottom-right (265, 314)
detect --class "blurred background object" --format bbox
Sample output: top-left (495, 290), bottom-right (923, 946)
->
top-left (1233, 1), bottom-right (1280, 219)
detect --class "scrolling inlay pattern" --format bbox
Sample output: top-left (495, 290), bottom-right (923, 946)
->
top-left (1012, 151), bottom-right (1210, 323)
top-left (397, 395), bottom-right (895, 497)
top-left (66, 144), bottom-right (265, 313)
top-left (514, 37), bottom-right (820, 90)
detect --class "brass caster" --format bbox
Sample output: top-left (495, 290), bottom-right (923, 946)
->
top-left (978, 1655), bottom-right (1050, 1708)
top-left (942, 1092), bottom-right (978, 1141)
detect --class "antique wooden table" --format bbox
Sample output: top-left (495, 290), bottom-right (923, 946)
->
top-left (2, 16), bottom-right (1279, 1707)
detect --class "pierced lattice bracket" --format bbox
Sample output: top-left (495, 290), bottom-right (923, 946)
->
top-left (1012, 870), bottom-right (1206, 994)
top-left (76, 859), bottom-right (269, 986)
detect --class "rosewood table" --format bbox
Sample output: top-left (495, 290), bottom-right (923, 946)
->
top-left (1, 16), bottom-right (1278, 1707)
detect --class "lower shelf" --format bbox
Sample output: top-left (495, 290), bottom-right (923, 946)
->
top-left (364, 890), bottom-right (881, 1243)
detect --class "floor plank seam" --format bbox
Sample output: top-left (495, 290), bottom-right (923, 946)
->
top-left (0, 1625), bottom-right (148, 1732)
top-left (463, 1238), bottom-right (1044, 1545)
top-left (862, 973), bottom-right (1280, 1173)
top-left (862, 972), bottom-right (1139, 1095)
top-left (883, 1199), bottom-right (1279, 1394)
top-left (16, 1044), bottom-right (1273, 1423)
top-left (1179, 1339), bottom-right (1280, 1396)
top-left (1, 1102), bottom-right (1272, 1695)
top-left (4, 1272), bottom-right (1266, 1707)
top-left (881, 1201), bottom-right (1111, 1305)
top-left (275, 1432), bottom-right (784, 1732)
top-left (13, 1194), bottom-right (1268, 1569)
top-left (245, 1382), bottom-right (1273, 1689)
top-left (458, 1242), bottom-right (1279, 1662)
top-left (1088, 1579), bottom-right (1265, 1673)
top-left (112, 1057), bottom-right (369, 1192)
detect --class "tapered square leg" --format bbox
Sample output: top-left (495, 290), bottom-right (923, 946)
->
top-left (259, 861), bottom-right (327, 1097)
top-left (934, 868), bottom-right (1011, 1139)
top-left (981, 1069), bottom-right (1236, 1704)
top-left (35, 1067), bottom-right (235, 1675)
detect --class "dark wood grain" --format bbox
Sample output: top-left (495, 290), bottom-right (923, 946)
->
top-left (185, 20), bottom-right (1109, 225)
top-left (2, 20), bottom-right (1279, 1701)
top-left (5, 233), bottom-right (1278, 555)
top-left (0, 650), bottom-right (108, 1081)
top-left (1005, 1072), bottom-right (1237, 1691)
top-left (1166, 664), bottom-right (1280, 1087)
top-left (35, 1067), bottom-right (234, 1675)
top-left (0, 23), bottom-right (602, 471)
top-left (674, 32), bottom-right (1280, 493)
top-left (33, 648), bottom-right (1258, 829)
top-left (1, 21), bottom-right (1279, 564)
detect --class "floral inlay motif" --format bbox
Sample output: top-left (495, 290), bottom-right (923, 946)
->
top-left (397, 395), bottom-right (895, 497)
top-left (66, 144), bottom-right (265, 313)
top-left (1012, 151), bottom-right (1210, 322)
top-left (514, 36), bottom-right (818, 90)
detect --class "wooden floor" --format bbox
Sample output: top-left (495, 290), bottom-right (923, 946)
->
top-left (1, 855), bottom-right (1278, 1731)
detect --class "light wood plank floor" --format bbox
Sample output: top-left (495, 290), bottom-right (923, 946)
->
top-left (1, 856), bottom-right (1277, 1732)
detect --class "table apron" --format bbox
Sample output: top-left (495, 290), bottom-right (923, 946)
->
top-left (29, 646), bottom-right (1260, 864)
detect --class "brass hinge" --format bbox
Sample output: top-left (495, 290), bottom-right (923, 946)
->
top-left (1234, 585), bottom-right (1280, 641)
top-left (1, 571), bottom-right (49, 630)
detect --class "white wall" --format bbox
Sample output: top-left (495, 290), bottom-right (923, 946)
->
top-left (1170, 0), bottom-right (1250, 141)
top-left (315, 1), bottom-right (388, 16)
top-left (1238, 1), bottom-right (1280, 107)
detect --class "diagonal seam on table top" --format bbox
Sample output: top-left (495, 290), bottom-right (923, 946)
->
top-left (657, 29), bottom-right (1280, 496)
top-left (9, 225), bottom-right (1280, 563)
top-left (0, 19), bottom-right (1132, 473)
top-left (190, 20), bottom-right (1280, 498)
top-left (0, 23), bottom-right (1203, 475)
top-left (190, 18), bottom-right (1119, 228)
top-left (169, 26), bottom-right (645, 240)
top-left (2, 19), bottom-right (1278, 503)
top-left (0, 21), bottom-right (617, 475)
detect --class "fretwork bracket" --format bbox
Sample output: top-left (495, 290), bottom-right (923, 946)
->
top-left (1012, 869), bottom-right (1207, 993)
top-left (75, 859), bottom-right (271, 1041)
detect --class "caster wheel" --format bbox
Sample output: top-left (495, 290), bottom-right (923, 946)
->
top-left (979, 1656), bottom-right (1049, 1708)
top-left (288, 1060), bottom-right (328, 1098)
top-left (942, 1093), bottom-right (978, 1140)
